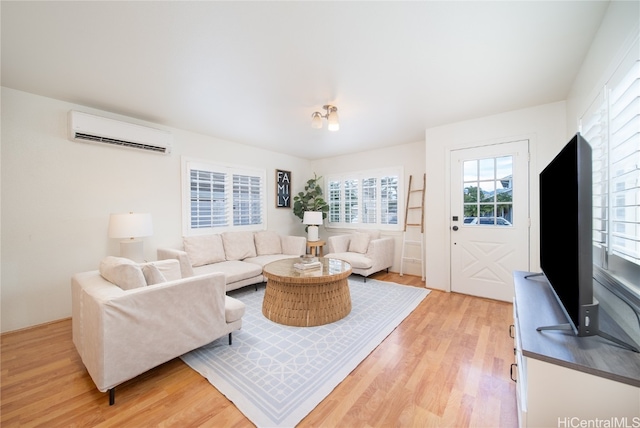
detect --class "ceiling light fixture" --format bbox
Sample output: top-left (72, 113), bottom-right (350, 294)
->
top-left (311, 105), bottom-right (339, 131)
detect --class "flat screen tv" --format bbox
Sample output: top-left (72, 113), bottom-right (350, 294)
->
top-left (539, 133), bottom-right (595, 337)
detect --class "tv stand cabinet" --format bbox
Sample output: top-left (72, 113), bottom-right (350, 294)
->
top-left (512, 271), bottom-right (640, 428)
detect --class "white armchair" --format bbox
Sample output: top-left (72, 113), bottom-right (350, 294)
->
top-left (324, 231), bottom-right (394, 281)
top-left (71, 258), bottom-right (245, 405)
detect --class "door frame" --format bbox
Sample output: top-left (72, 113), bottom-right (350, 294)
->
top-left (441, 135), bottom-right (535, 294)
top-left (449, 139), bottom-right (530, 301)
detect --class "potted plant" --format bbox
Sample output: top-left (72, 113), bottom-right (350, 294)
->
top-left (293, 173), bottom-right (330, 222)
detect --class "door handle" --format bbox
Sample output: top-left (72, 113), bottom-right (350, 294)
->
top-left (452, 226), bottom-right (459, 231)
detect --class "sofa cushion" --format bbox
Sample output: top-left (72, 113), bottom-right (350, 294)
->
top-left (193, 260), bottom-right (262, 284)
top-left (254, 230), bottom-right (282, 255)
top-left (141, 263), bottom-right (167, 285)
top-left (244, 254), bottom-right (299, 268)
top-left (348, 232), bottom-right (371, 254)
top-left (325, 252), bottom-right (373, 269)
top-left (222, 231), bottom-right (257, 261)
top-left (183, 234), bottom-right (226, 267)
top-left (225, 296), bottom-right (246, 323)
top-left (99, 256), bottom-right (147, 290)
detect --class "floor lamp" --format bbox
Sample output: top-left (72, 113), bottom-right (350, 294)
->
top-left (108, 212), bottom-right (153, 262)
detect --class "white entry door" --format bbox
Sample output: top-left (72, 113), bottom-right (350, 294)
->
top-left (450, 140), bottom-right (530, 302)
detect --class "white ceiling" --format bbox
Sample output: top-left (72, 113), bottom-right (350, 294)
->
top-left (1, 1), bottom-right (609, 160)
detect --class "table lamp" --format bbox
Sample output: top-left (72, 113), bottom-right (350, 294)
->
top-left (108, 212), bottom-right (153, 262)
top-left (303, 211), bottom-right (323, 242)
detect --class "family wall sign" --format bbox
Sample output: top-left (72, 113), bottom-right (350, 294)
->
top-left (276, 169), bottom-right (291, 208)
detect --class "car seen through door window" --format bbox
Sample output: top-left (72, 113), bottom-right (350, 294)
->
top-left (463, 216), bottom-right (512, 226)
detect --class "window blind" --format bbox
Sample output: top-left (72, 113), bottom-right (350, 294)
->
top-left (233, 174), bottom-right (263, 226)
top-left (190, 169), bottom-right (228, 229)
top-left (609, 59), bottom-right (640, 264)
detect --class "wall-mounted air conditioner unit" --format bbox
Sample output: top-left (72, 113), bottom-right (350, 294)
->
top-left (68, 110), bottom-right (172, 154)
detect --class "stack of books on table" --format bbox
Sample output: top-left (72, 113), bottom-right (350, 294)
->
top-left (293, 261), bottom-right (322, 273)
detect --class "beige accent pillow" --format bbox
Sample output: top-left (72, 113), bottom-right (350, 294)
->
top-left (99, 256), bottom-right (147, 290)
top-left (254, 230), bottom-right (282, 256)
top-left (155, 259), bottom-right (182, 281)
top-left (348, 232), bottom-right (371, 254)
top-left (141, 263), bottom-right (167, 285)
top-left (183, 234), bottom-right (226, 267)
top-left (222, 231), bottom-right (257, 261)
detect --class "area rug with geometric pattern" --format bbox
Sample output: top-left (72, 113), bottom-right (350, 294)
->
top-left (181, 276), bottom-right (430, 428)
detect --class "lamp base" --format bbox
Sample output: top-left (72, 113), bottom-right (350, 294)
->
top-left (307, 225), bottom-right (319, 242)
top-left (120, 239), bottom-right (145, 262)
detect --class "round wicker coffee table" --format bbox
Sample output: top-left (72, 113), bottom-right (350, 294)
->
top-left (262, 257), bottom-right (352, 327)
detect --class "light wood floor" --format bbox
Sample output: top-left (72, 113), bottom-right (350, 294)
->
top-left (1, 272), bottom-right (518, 427)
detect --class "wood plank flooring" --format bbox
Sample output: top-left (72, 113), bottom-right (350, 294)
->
top-left (1, 272), bottom-right (517, 427)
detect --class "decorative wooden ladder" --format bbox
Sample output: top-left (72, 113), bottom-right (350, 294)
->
top-left (400, 173), bottom-right (425, 280)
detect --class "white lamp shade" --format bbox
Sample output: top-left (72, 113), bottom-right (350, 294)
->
top-left (311, 112), bottom-right (323, 129)
top-left (303, 211), bottom-right (323, 225)
top-left (327, 109), bottom-right (339, 131)
top-left (108, 212), bottom-right (153, 239)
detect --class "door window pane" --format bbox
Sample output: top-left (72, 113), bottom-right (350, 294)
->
top-left (464, 185), bottom-right (479, 203)
top-left (480, 181), bottom-right (496, 202)
top-left (479, 158), bottom-right (494, 180)
top-left (463, 155), bottom-right (514, 226)
top-left (464, 160), bottom-right (478, 181)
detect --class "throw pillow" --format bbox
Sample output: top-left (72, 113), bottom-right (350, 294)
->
top-left (254, 230), bottom-right (282, 256)
top-left (222, 231), bottom-right (257, 260)
top-left (99, 256), bottom-right (147, 290)
top-left (155, 259), bottom-right (182, 281)
top-left (183, 234), bottom-right (226, 267)
top-left (141, 263), bottom-right (167, 285)
top-left (348, 232), bottom-right (371, 254)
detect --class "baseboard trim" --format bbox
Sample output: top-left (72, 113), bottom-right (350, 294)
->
top-left (1, 317), bottom-right (71, 337)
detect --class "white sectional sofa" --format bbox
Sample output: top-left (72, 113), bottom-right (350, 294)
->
top-left (157, 230), bottom-right (306, 291)
top-left (324, 230), bottom-right (395, 281)
top-left (71, 258), bottom-right (245, 405)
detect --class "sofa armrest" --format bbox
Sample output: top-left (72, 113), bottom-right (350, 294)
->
top-left (73, 271), bottom-right (227, 392)
top-left (281, 235), bottom-right (306, 255)
top-left (365, 237), bottom-right (395, 271)
top-left (157, 247), bottom-right (194, 278)
top-left (327, 234), bottom-right (351, 253)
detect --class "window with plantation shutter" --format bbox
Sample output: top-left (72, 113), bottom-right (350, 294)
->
top-left (183, 159), bottom-right (265, 234)
top-left (381, 176), bottom-right (400, 225)
top-left (362, 177), bottom-right (377, 224)
top-left (233, 174), bottom-right (263, 226)
top-left (190, 169), bottom-right (228, 228)
top-left (327, 167), bottom-right (403, 230)
top-left (609, 59), bottom-right (639, 266)
top-left (580, 42), bottom-right (640, 297)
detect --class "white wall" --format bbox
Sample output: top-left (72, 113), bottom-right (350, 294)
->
top-left (311, 141), bottom-right (426, 277)
top-left (424, 101), bottom-right (567, 292)
top-left (0, 87), bottom-right (311, 333)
